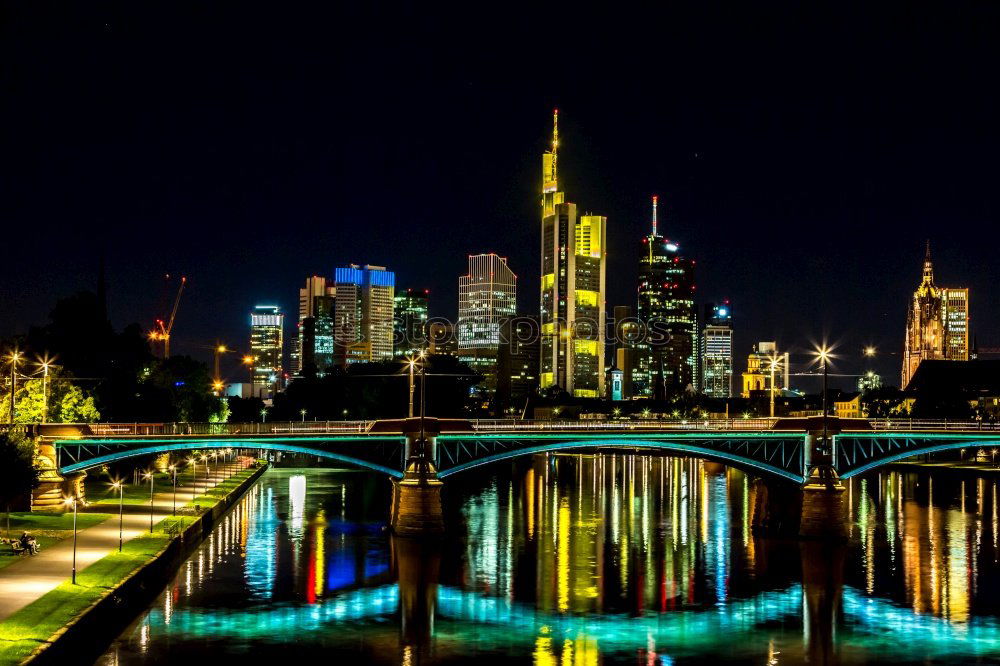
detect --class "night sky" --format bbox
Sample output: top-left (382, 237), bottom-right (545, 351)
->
top-left (2, 2), bottom-right (999, 390)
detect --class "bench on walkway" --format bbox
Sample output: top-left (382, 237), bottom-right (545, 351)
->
top-left (5, 540), bottom-right (28, 557)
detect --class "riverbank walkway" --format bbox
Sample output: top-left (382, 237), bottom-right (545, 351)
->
top-left (0, 461), bottom-right (252, 621)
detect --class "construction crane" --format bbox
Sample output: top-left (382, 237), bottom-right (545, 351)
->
top-left (151, 275), bottom-right (186, 358)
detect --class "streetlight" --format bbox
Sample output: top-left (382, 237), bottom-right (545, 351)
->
top-left (260, 408), bottom-right (268, 423)
top-left (35, 354), bottom-right (56, 423)
top-left (242, 355), bottom-right (256, 398)
top-left (418, 351), bottom-right (428, 447)
top-left (863, 346), bottom-right (876, 358)
top-left (169, 464), bottom-right (177, 515)
top-left (768, 355), bottom-right (780, 419)
top-left (816, 346), bottom-right (831, 455)
top-left (188, 456), bottom-right (199, 499)
top-left (111, 481), bottom-right (124, 552)
top-left (406, 356), bottom-right (418, 418)
top-left (300, 408), bottom-right (307, 422)
top-left (143, 471), bottom-right (155, 533)
top-left (6, 350), bottom-right (22, 424)
top-left (214, 343), bottom-right (229, 385)
top-left (64, 495), bottom-right (79, 584)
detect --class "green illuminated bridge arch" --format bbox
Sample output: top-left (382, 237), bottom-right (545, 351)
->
top-left (44, 421), bottom-right (1000, 483)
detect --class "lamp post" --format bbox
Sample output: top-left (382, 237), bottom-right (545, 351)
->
top-left (407, 356), bottom-right (417, 418)
top-left (242, 355), bottom-right (255, 399)
top-left (144, 471), bottom-right (154, 533)
top-left (418, 351), bottom-right (427, 445)
top-left (64, 496), bottom-right (79, 584)
top-left (768, 355), bottom-right (779, 419)
top-left (169, 465), bottom-right (177, 515)
top-left (816, 347), bottom-right (831, 455)
top-left (300, 408), bottom-right (307, 423)
top-left (7, 350), bottom-right (22, 424)
top-left (111, 481), bottom-right (124, 552)
top-left (260, 408), bottom-right (268, 423)
top-left (36, 355), bottom-right (55, 423)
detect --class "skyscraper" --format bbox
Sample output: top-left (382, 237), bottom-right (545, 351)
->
top-left (539, 110), bottom-right (607, 398)
top-left (612, 304), bottom-right (641, 399)
top-left (294, 276), bottom-right (336, 378)
top-left (393, 288), bottom-right (430, 358)
top-left (458, 253), bottom-right (517, 390)
top-left (902, 243), bottom-right (970, 386)
top-left (636, 196), bottom-right (697, 398)
top-left (334, 264), bottom-right (395, 365)
top-left (701, 301), bottom-right (733, 397)
top-left (249, 305), bottom-right (283, 398)
top-left (496, 315), bottom-right (540, 415)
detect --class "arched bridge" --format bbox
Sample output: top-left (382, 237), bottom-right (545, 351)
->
top-left (32, 417), bottom-right (1000, 484)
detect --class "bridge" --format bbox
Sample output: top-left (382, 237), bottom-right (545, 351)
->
top-left (20, 417), bottom-right (1000, 538)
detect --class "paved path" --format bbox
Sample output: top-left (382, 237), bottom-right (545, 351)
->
top-left (0, 463), bottom-right (251, 621)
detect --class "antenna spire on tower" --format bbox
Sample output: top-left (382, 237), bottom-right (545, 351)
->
top-left (652, 195), bottom-right (658, 237)
top-left (551, 108), bottom-right (559, 183)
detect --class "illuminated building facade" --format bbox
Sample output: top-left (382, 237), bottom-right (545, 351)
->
top-left (539, 110), bottom-right (607, 398)
top-left (393, 288), bottom-right (429, 358)
top-left (333, 264), bottom-right (395, 365)
top-left (294, 276), bottom-right (336, 378)
top-left (636, 196), bottom-right (696, 398)
top-left (740, 341), bottom-right (788, 398)
top-left (902, 244), bottom-right (970, 387)
top-left (458, 253), bottom-right (517, 391)
top-left (249, 305), bottom-right (283, 398)
top-left (700, 301), bottom-right (733, 397)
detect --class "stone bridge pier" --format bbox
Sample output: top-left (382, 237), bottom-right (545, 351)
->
top-left (389, 418), bottom-right (445, 536)
top-left (752, 418), bottom-right (849, 540)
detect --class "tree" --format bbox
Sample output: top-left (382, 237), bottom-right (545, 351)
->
top-left (0, 433), bottom-right (40, 530)
top-left (0, 369), bottom-right (100, 423)
top-left (860, 386), bottom-right (907, 419)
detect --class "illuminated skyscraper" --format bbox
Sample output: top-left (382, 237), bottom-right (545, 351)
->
top-left (458, 253), bottom-right (517, 390)
top-left (333, 264), bottom-right (395, 365)
top-left (393, 288), bottom-right (430, 357)
top-left (249, 305), bottom-right (283, 398)
top-left (902, 243), bottom-right (970, 386)
top-left (700, 301), bottom-right (733, 397)
top-left (294, 276), bottom-right (336, 378)
top-left (539, 110), bottom-right (607, 398)
top-left (636, 196), bottom-right (696, 398)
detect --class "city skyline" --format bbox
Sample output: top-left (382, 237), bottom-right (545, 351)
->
top-left (2, 4), bottom-right (999, 391)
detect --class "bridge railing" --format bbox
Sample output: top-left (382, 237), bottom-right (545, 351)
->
top-left (469, 418), bottom-right (778, 432)
top-left (81, 421), bottom-right (375, 437)
top-left (867, 419), bottom-right (1000, 431)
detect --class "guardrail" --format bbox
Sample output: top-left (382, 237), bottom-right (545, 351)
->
top-left (867, 420), bottom-right (1000, 431)
top-left (470, 419), bottom-right (778, 431)
top-left (81, 421), bottom-right (375, 437)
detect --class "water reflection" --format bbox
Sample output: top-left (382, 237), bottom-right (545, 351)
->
top-left (98, 460), bottom-right (1000, 664)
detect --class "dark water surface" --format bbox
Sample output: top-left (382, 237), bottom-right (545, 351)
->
top-left (95, 457), bottom-right (1000, 664)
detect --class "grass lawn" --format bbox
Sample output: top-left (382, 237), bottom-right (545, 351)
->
top-left (0, 464), bottom-right (261, 664)
top-left (0, 512), bottom-right (110, 572)
top-left (85, 462), bottom-right (244, 506)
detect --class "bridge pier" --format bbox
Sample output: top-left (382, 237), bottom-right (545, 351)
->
top-left (390, 430), bottom-right (444, 536)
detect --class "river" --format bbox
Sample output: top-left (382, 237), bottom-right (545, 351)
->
top-left (95, 456), bottom-right (1000, 664)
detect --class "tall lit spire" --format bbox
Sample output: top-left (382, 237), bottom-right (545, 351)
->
top-left (922, 239), bottom-right (934, 285)
top-left (651, 195), bottom-right (658, 237)
top-left (550, 108), bottom-right (559, 185)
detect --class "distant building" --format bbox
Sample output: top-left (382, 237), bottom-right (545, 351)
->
top-left (902, 243), bottom-right (970, 386)
top-left (428, 321), bottom-right (458, 356)
top-left (741, 341), bottom-right (789, 398)
top-left (394, 288), bottom-right (430, 358)
top-left (905, 359), bottom-right (1000, 420)
top-left (636, 196), bottom-right (696, 397)
top-left (700, 301), bottom-right (733, 397)
top-left (333, 264), bottom-right (395, 365)
top-left (539, 110), bottom-right (607, 398)
top-left (249, 305), bottom-right (283, 398)
top-left (834, 393), bottom-right (863, 418)
top-left (612, 305), bottom-right (641, 399)
top-left (295, 276), bottom-right (336, 378)
top-left (496, 315), bottom-right (540, 415)
top-left (458, 254), bottom-right (517, 392)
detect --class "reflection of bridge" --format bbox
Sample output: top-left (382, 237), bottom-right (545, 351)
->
top-left (29, 417), bottom-right (1000, 537)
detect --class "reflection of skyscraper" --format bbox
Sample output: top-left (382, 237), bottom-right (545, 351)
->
top-left (393, 288), bottom-right (429, 358)
top-left (250, 305), bottom-right (283, 397)
top-left (458, 254), bottom-right (517, 391)
top-left (701, 302), bottom-right (733, 397)
top-left (333, 264), bottom-right (395, 365)
top-left (902, 243), bottom-right (970, 386)
top-left (636, 196), bottom-right (696, 397)
top-left (539, 110), bottom-right (607, 398)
